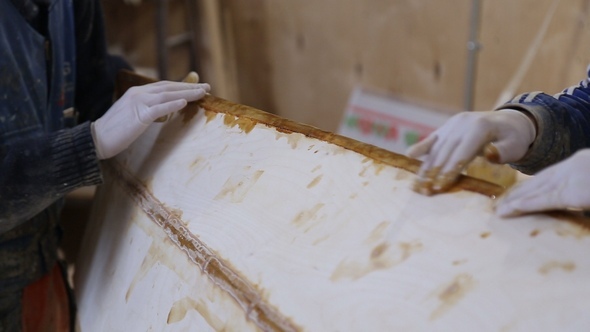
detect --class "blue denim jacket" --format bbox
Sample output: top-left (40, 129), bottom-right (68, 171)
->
top-left (0, 0), bottom-right (130, 328)
top-left (498, 67), bottom-right (590, 174)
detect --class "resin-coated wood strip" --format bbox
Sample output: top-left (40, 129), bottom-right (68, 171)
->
top-left (115, 70), bottom-right (504, 198)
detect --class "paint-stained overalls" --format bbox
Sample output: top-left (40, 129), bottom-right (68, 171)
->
top-left (0, 0), bottom-right (128, 329)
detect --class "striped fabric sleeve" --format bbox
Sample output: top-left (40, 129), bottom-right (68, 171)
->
top-left (0, 122), bottom-right (102, 232)
top-left (496, 65), bottom-right (590, 175)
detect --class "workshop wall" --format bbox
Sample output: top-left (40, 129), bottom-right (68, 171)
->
top-left (101, 0), bottom-right (590, 132)
top-left (101, 0), bottom-right (196, 80)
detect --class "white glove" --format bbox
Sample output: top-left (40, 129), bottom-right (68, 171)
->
top-left (91, 80), bottom-right (210, 159)
top-left (406, 109), bottom-right (536, 195)
top-left (496, 149), bottom-right (590, 217)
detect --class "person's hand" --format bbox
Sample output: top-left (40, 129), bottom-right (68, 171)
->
top-left (154, 71), bottom-right (201, 122)
top-left (91, 79), bottom-right (210, 160)
top-left (406, 109), bottom-right (536, 195)
top-left (496, 149), bottom-right (590, 217)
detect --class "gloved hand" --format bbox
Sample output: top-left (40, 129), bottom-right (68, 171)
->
top-left (91, 79), bottom-right (210, 159)
top-left (154, 71), bottom-right (201, 122)
top-left (406, 109), bottom-right (536, 195)
top-left (496, 149), bottom-right (590, 217)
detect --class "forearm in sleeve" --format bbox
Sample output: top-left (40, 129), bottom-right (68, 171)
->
top-left (497, 73), bottom-right (590, 174)
top-left (0, 122), bottom-right (102, 231)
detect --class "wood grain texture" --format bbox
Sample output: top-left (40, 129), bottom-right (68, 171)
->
top-left (102, 0), bottom-right (590, 130)
top-left (76, 72), bottom-right (590, 331)
top-left (223, 0), bottom-right (590, 131)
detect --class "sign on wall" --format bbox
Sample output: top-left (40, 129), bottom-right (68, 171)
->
top-left (337, 88), bottom-right (451, 154)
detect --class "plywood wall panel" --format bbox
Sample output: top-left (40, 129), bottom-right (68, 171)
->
top-left (475, 0), bottom-right (590, 109)
top-left (222, 0), bottom-right (276, 113)
top-left (100, 0), bottom-right (590, 131)
top-left (229, 0), bottom-right (472, 131)
top-left (225, 0), bottom-right (590, 131)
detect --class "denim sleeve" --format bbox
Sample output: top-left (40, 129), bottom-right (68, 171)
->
top-left (0, 122), bottom-right (102, 232)
top-left (497, 67), bottom-right (590, 175)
